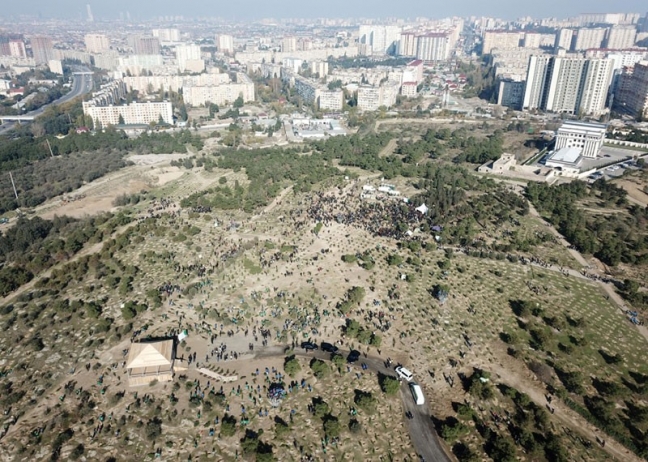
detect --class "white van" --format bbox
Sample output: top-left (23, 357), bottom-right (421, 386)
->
top-left (409, 382), bottom-right (425, 405)
top-left (395, 366), bottom-right (414, 382)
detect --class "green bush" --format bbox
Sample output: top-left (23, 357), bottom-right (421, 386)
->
top-left (310, 359), bottom-right (329, 379)
top-left (379, 374), bottom-right (400, 395)
top-left (221, 414), bottom-right (237, 437)
top-left (284, 355), bottom-right (301, 377)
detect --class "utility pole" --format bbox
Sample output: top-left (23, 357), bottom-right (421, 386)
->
top-left (9, 172), bottom-right (18, 199)
top-left (46, 139), bottom-right (54, 158)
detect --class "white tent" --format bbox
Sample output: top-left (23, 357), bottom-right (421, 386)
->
top-left (416, 204), bottom-right (429, 215)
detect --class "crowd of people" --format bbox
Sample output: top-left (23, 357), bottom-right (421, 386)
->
top-left (300, 190), bottom-right (427, 239)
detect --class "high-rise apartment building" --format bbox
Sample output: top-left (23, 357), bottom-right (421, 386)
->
top-left (31, 36), bottom-right (53, 64)
top-left (175, 44), bottom-right (202, 72)
top-left (359, 25), bottom-right (401, 56)
top-left (398, 32), bottom-right (418, 56)
top-left (497, 79), bottom-right (525, 109)
top-left (605, 25), bottom-right (637, 49)
top-left (216, 34), bottom-right (234, 54)
top-left (640, 13), bottom-right (648, 33)
top-left (578, 59), bottom-right (614, 115)
top-left (281, 37), bottom-right (297, 53)
top-left (129, 36), bottom-right (161, 55)
top-left (615, 61), bottom-right (648, 120)
top-left (555, 29), bottom-right (574, 51)
top-left (579, 13), bottom-right (640, 26)
top-left (152, 29), bottom-right (181, 42)
top-left (482, 31), bottom-right (521, 55)
top-left (523, 55), bottom-right (552, 110)
top-left (573, 28), bottom-right (607, 51)
top-left (84, 34), bottom-right (110, 53)
top-left (523, 55), bottom-right (613, 116)
top-left (416, 33), bottom-right (451, 62)
top-left (523, 33), bottom-right (542, 48)
top-left (8, 40), bottom-right (26, 58)
top-left (310, 60), bottom-right (328, 78)
top-left (299, 38), bottom-right (313, 51)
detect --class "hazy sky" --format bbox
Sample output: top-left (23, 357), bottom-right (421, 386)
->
top-left (2, 0), bottom-right (647, 20)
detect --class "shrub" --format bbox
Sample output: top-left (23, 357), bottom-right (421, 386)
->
top-left (341, 254), bottom-right (357, 263)
top-left (323, 415), bottom-right (341, 438)
top-left (310, 359), bottom-right (329, 379)
top-left (353, 390), bottom-right (376, 413)
top-left (145, 418), bottom-right (162, 441)
top-left (379, 374), bottom-right (400, 395)
top-left (221, 414), bottom-right (237, 437)
top-left (284, 356), bottom-right (301, 377)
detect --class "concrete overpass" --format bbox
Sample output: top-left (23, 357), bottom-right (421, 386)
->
top-left (0, 115), bottom-right (35, 122)
top-left (0, 67), bottom-right (93, 132)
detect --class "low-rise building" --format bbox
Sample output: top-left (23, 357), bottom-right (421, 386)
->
top-left (545, 147), bottom-right (583, 176)
top-left (401, 82), bottom-right (418, 97)
top-left (83, 101), bottom-right (173, 127)
top-left (48, 60), bottom-right (63, 75)
top-left (82, 80), bottom-right (173, 126)
top-left (126, 340), bottom-right (175, 387)
top-left (357, 81), bottom-right (400, 111)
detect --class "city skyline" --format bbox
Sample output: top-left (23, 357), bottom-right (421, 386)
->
top-left (1, 0), bottom-right (647, 21)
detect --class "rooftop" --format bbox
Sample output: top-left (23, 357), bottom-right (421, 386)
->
top-left (559, 120), bottom-right (607, 132)
top-left (549, 147), bottom-right (582, 164)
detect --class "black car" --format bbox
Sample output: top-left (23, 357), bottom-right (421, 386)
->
top-left (321, 342), bottom-right (338, 353)
top-left (347, 350), bottom-right (360, 363)
top-left (301, 341), bottom-right (318, 351)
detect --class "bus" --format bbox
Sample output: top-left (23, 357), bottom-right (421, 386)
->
top-left (409, 382), bottom-right (425, 405)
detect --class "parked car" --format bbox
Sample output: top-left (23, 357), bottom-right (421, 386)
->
top-left (320, 342), bottom-right (338, 353)
top-left (347, 350), bottom-right (360, 363)
top-left (301, 341), bottom-right (318, 351)
top-left (395, 366), bottom-right (414, 382)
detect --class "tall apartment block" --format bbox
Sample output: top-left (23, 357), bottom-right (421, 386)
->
top-left (129, 36), bottom-right (161, 55)
top-left (358, 25), bottom-right (401, 55)
top-left (416, 33), bottom-right (451, 62)
top-left (8, 40), bottom-right (27, 58)
top-left (554, 29), bottom-right (574, 51)
top-left (573, 28), bottom-right (607, 51)
top-left (482, 31), bottom-right (521, 55)
top-left (605, 25), bottom-right (637, 49)
top-left (398, 32), bottom-right (418, 56)
top-left (31, 36), bottom-right (53, 64)
top-left (85, 34), bottom-right (110, 53)
top-left (281, 37), bottom-right (297, 53)
top-left (175, 44), bottom-right (202, 72)
top-left (216, 35), bottom-right (234, 54)
top-left (615, 61), bottom-right (648, 120)
top-left (523, 55), bottom-right (613, 116)
top-left (152, 29), bottom-right (181, 42)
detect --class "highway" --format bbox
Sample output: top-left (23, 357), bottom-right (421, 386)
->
top-left (0, 66), bottom-right (93, 135)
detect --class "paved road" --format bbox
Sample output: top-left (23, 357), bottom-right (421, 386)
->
top-left (290, 347), bottom-right (452, 462)
top-left (0, 67), bottom-right (93, 135)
